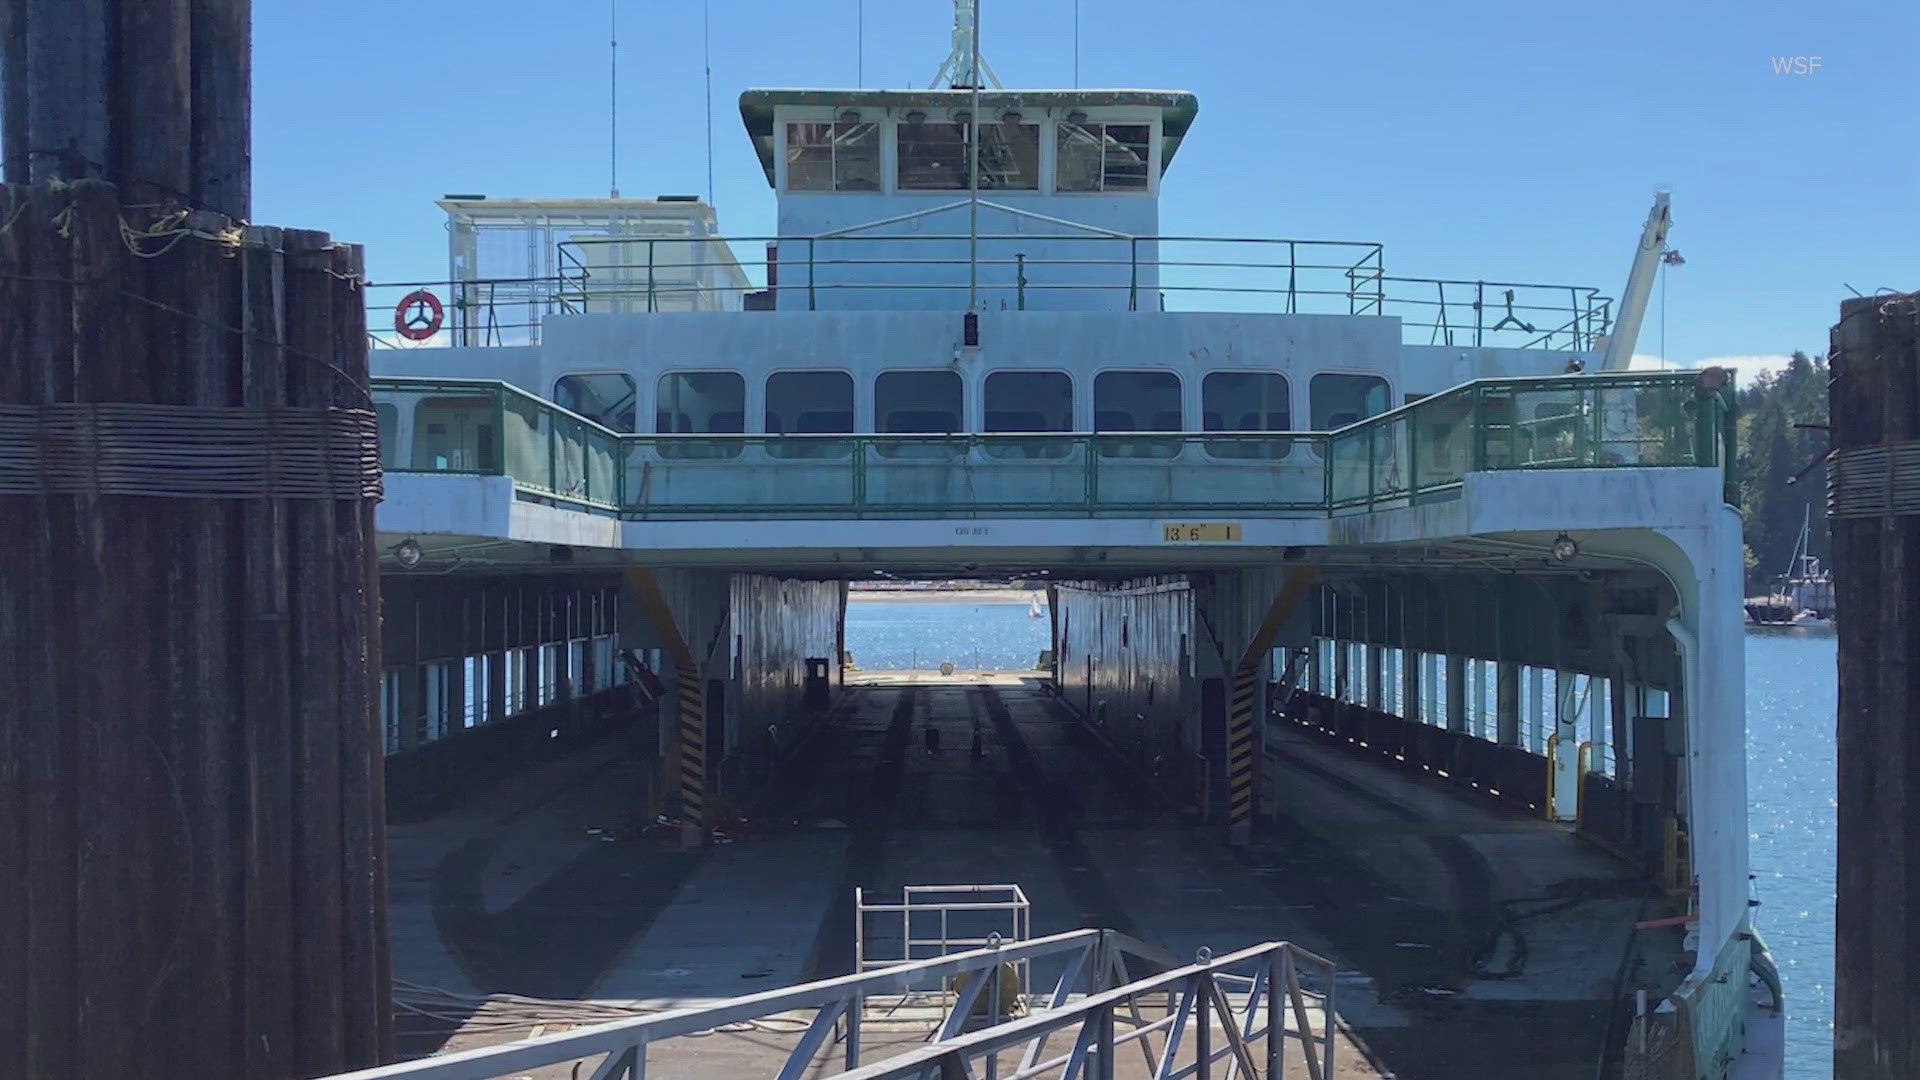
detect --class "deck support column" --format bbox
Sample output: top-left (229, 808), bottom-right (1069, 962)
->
top-left (1495, 662), bottom-right (1521, 746)
top-left (1445, 655), bottom-right (1469, 733)
top-left (1363, 644), bottom-right (1384, 712)
top-left (1551, 670), bottom-right (1580, 821)
top-left (1400, 648), bottom-right (1421, 723)
top-left (1222, 567), bottom-right (1316, 844)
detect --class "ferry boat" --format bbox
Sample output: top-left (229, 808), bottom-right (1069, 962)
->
top-left (361, 5), bottom-right (1781, 1077)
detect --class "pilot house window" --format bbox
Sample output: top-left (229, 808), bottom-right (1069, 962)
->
top-left (897, 120), bottom-right (970, 190)
top-left (785, 122), bottom-right (880, 191)
top-left (1056, 123), bottom-right (1151, 192)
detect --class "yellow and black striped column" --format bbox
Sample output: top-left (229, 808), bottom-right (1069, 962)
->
top-left (626, 567), bottom-right (706, 841)
top-left (1227, 665), bottom-right (1261, 840)
top-left (675, 663), bottom-right (705, 831)
top-left (1229, 566), bottom-right (1318, 844)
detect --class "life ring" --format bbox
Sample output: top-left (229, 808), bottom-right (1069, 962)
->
top-left (394, 290), bottom-right (444, 341)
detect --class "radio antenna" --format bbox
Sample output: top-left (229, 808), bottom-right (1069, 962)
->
top-left (609, 0), bottom-right (619, 197)
top-left (704, 0), bottom-right (715, 204)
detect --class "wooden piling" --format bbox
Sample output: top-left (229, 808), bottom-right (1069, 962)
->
top-left (1830, 291), bottom-right (1920, 1079)
top-left (0, 183), bottom-right (390, 1077)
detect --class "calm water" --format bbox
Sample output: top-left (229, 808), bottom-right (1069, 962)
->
top-left (1745, 628), bottom-right (1838, 1079)
top-left (843, 598), bottom-right (1053, 671)
top-left (845, 601), bottom-right (1839, 1076)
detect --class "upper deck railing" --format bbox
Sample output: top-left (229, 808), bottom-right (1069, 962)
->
top-left (372, 371), bottom-right (1732, 522)
top-left (364, 234), bottom-right (1612, 353)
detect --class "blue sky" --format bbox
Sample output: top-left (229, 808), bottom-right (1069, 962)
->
top-left (255, 0), bottom-right (1915, 375)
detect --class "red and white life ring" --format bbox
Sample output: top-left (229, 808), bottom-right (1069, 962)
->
top-left (394, 290), bottom-right (444, 341)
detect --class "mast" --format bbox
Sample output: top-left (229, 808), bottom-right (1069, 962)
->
top-left (967, 0), bottom-right (979, 312)
top-left (930, 0), bottom-right (1000, 89)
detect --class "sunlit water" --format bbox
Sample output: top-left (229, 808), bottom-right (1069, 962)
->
top-left (846, 600), bottom-right (1838, 1075)
top-left (843, 597), bottom-right (1052, 671)
top-left (1745, 627), bottom-right (1837, 1078)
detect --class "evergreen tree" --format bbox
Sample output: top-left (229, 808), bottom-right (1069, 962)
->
top-left (1733, 351), bottom-right (1829, 590)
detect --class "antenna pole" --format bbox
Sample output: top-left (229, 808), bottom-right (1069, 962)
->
top-left (609, 0), bottom-right (619, 197)
top-left (857, 0), bottom-right (864, 87)
top-left (967, 0), bottom-right (980, 311)
top-left (1073, 0), bottom-right (1079, 88)
top-left (704, 0), bottom-right (714, 204)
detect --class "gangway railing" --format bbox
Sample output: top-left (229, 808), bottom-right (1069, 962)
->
top-left (316, 928), bottom-right (1336, 1080)
top-left (372, 370), bottom-right (1735, 521)
top-left (365, 233), bottom-right (1610, 351)
top-left (857, 885), bottom-right (1033, 1017)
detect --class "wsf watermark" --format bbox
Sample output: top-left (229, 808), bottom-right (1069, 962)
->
top-left (1771, 56), bottom-right (1822, 74)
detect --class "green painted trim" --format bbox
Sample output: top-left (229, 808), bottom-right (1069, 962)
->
top-left (373, 372), bottom-right (1721, 521)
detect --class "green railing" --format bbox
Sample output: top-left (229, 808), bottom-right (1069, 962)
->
top-left (371, 371), bottom-right (1731, 521)
top-left (367, 233), bottom-right (1612, 352)
top-left (1325, 371), bottom-right (1735, 512)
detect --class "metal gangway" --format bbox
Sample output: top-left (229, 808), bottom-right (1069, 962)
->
top-left (325, 928), bottom-right (1339, 1080)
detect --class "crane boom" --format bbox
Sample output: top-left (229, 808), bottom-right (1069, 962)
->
top-left (1594, 190), bottom-right (1673, 371)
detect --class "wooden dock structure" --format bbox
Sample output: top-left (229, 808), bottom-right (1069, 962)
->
top-left (0, 2), bottom-right (391, 1076)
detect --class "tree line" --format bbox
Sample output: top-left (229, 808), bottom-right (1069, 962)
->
top-left (1731, 351), bottom-right (1830, 590)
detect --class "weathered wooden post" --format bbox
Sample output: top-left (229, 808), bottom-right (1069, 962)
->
top-left (1829, 291), bottom-right (1919, 1079)
top-left (0, 1), bottom-right (391, 1076)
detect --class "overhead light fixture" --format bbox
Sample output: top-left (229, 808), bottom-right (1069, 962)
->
top-left (904, 109), bottom-right (926, 124)
top-left (1550, 533), bottom-right (1579, 563)
top-left (951, 108), bottom-right (972, 124)
top-left (393, 538), bottom-right (423, 569)
top-left (1661, 248), bottom-right (1686, 267)
top-left (1066, 109), bottom-right (1088, 125)
top-left (839, 109), bottom-right (862, 123)
top-left (1000, 110), bottom-right (1023, 127)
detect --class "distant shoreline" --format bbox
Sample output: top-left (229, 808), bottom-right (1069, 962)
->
top-left (847, 588), bottom-right (1043, 605)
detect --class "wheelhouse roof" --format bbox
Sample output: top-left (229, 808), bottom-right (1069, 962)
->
top-left (739, 88), bottom-right (1200, 187)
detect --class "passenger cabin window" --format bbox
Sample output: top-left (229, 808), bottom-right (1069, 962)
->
top-left (1202, 372), bottom-right (1291, 459)
top-left (785, 121), bottom-right (880, 191)
top-left (375, 403), bottom-right (399, 469)
top-left (765, 370), bottom-right (855, 459)
top-left (1093, 370), bottom-right (1182, 458)
top-left (1309, 373), bottom-right (1390, 429)
top-left (1055, 122), bottom-right (1151, 192)
top-left (875, 370), bottom-right (963, 458)
top-left (412, 395), bottom-right (496, 472)
top-left (984, 371), bottom-right (1073, 458)
top-left (555, 373), bottom-right (637, 432)
top-left (656, 372), bottom-right (746, 459)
